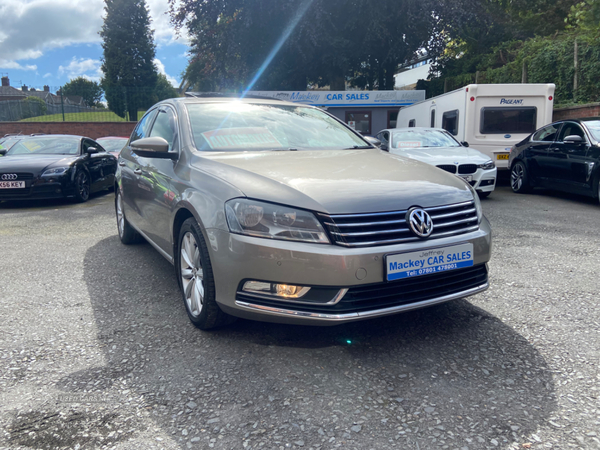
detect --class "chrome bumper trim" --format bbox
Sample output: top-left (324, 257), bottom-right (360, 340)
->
top-left (235, 282), bottom-right (489, 322)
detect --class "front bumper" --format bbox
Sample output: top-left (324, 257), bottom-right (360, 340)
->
top-left (206, 217), bottom-right (492, 325)
top-left (0, 175), bottom-right (75, 201)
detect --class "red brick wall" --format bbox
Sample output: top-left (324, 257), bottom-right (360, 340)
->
top-left (553, 103), bottom-right (600, 121)
top-left (0, 122), bottom-right (137, 140)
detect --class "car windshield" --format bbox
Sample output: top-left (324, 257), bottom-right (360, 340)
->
top-left (391, 129), bottom-right (461, 149)
top-left (186, 102), bottom-right (368, 151)
top-left (97, 138), bottom-right (128, 152)
top-left (0, 137), bottom-right (22, 151)
top-left (584, 120), bottom-right (600, 141)
top-left (5, 137), bottom-right (80, 156)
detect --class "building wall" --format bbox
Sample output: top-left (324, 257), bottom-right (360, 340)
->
top-left (553, 103), bottom-right (600, 121)
top-left (394, 63), bottom-right (431, 89)
top-left (0, 122), bottom-right (137, 140)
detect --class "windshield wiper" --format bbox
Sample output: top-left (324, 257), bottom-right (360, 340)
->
top-left (344, 145), bottom-right (372, 149)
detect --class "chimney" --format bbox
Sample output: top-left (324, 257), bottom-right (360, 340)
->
top-left (21, 85), bottom-right (28, 92)
top-left (1, 76), bottom-right (8, 87)
top-left (43, 85), bottom-right (50, 92)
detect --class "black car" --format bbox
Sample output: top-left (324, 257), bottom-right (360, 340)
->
top-left (509, 118), bottom-right (600, 201)
top-left (0, 135), bottom-right (117, 202)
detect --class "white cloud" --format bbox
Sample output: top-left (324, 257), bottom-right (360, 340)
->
top-left (0, 60), bottom-right (37, 71)
top-left (154, 58), bottom-right (179, 87)
top-left (58, 57), bottom-right (102, 82)
top-left (0, 0), bottom-right (188, 66)
top-left (43, 72), bottom-right (52, 79)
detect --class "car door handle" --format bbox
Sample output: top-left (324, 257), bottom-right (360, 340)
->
top-left (134, 169), bottom-right (142, 175)
top-left (118, 161), bottom-right (126, 166)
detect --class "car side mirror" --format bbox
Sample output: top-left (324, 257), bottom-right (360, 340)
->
top-left (131, 137), bottom-right (178, 160)
top-left (364, 136), bottom-right (381, 147)
top-left (461, 141), bottom-right (469, 147)
top-left (380, 143), bottom-right (389, 152)
top-left (85, 147), bottom-right (99, 154)
top-left (563, 135), bottom-right (584, 144)
top-left (0, 149), bottom-right (7, 156)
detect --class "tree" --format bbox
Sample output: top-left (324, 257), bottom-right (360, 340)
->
top-left (170, 0), bottom-right (437, 92)
top-left (100, 0), bottom-right (158, 120)
top-left (154, 73), bottom-right (179, 101)
top-left (62, 77), bottom-right (103, 107)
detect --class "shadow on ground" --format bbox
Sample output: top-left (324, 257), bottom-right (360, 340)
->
top-left (9, 235), bottom-right (557, 449)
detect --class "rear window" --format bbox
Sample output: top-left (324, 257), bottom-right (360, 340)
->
top-left (480, 107), bottom-right (537, 134)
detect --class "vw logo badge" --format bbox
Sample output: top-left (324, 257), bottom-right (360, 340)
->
top-left (407, 208), bottom-right (434, 238)
top-left (1, 173), bottom-right (18, 181)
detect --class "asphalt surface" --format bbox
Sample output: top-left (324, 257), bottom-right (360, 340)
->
top-left (0, 181), bottom-right (599, 450)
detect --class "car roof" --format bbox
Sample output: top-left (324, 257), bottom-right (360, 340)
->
top-left (162, 96), bottom-right (306, 109)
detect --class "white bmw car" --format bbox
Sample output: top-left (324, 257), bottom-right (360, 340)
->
top-left (376, 127), bottom-right (497, 198)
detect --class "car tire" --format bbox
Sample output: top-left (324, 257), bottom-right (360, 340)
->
top-left (115, 190), bottom-right (143, 244)
top-left (73, 170), bottom-right (91, 202)
top-left (510, 161), bottom-right (531, 193)
top-left (477, 191), bottom-right (491, 199)
top-left (177, 218), bottom-right (235, 330)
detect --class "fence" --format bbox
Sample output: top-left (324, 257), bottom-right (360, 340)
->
top-left (417, 32), bottom-right (600, 107)
top-left (0, 85), bottom-right (162, 122)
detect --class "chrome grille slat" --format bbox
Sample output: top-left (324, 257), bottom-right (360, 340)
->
top-left (331, 228), bottom-right (412, 237)
top-left (322, 200), bottom-right (479, 247)
top-left (430, 207), bottom-right (476, 220)
top-left (324, 218), bottom-right (407, 228)
top-left (432, 217), bottom-right (478, 229)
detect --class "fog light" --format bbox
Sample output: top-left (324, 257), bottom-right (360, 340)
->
top-left (242, 281), bottom-right (311, 299)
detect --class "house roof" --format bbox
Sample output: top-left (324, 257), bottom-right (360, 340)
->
top-left (0, 86), bottom-right (27, 98)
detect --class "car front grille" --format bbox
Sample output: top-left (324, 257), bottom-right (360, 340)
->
top-left (320, 201), bottom-right (479, 248)
top-left (458, 164), bottom-right (477, 174)
top-left (0, 173), bottom-right (34, 180)
top-left (236, 265), bottom-right (488, 314)
top-left (436, 164), bottom-right (456, 174)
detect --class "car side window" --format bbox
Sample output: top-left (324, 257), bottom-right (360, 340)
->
top-left (81, 139), bottom-right (96, 155)
top-left (149, 108), bottom-right (178, 151)
top-left (557, 122), bottom-right (586, 142)
top-left (130, 109), bottom-right (158, 142)
top-left (532, 124), bottom-right (560, 142)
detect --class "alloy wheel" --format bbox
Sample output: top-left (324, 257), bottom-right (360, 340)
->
top-left (511, 164), bottom-right (524, 191)
top-left (78, 172), bottom-right (90, 200)
top-left (180, 232), bottom-right (204, 317)
top-left (116, 192), bottom-right (125, 237)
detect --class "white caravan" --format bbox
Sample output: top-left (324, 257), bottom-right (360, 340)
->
top-left (395, 84), bottom-right (555, 169)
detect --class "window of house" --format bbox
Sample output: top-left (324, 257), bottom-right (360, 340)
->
top-left (345, 111), bottom-right (371, 135)
top-left (442, 110), bottom-right (459, 136)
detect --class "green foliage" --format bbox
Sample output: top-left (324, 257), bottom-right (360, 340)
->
top-left (21, 97), bottom-right (48, 119)
top-left (61, 77), bottom-right (104, 107)
top-left (566, 0), bottom-right (600, 33)
top-left (100, 0), bottom-right (158, 120)
top-left (421, 31), bottom-right (600, 106)
top-left (171, 0), bottom-right (440, 91)
top-left (154, 74), bottom-right (179, 102)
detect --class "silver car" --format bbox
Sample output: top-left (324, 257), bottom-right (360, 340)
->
top-left (115, 97), bottom-right (491, 329)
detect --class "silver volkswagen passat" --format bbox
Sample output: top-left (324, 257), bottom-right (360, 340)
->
top-left (115, 97), bottom-right (491, 329)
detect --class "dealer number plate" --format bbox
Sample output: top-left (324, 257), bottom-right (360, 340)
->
top-left (386, 243), bottom-right (474, 281)
top-left (496, 154), bottom-right (509, 160)
top-left (0, 181), bottom-right (25, 189)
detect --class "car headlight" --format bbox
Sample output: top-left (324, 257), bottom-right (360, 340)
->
top-left (42, 167), bottom-right (69, 176)
top-left (477, 160), bottom-right (495, 170)
top-left (225, 199), bottom-right (330, 244)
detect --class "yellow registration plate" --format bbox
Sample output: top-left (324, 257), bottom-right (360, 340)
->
top-left (496, 154), bottom-right (509, 160)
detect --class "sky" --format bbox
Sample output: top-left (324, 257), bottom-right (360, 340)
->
top-left (0, 0), bottom-right (189, 91)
